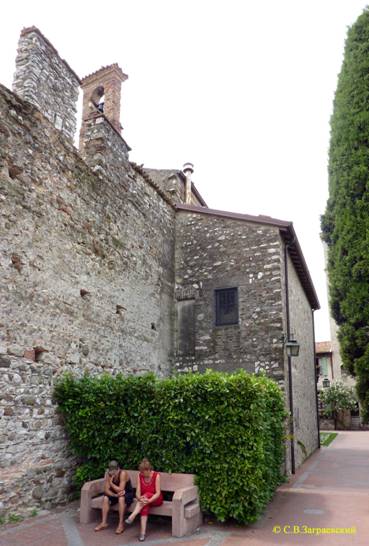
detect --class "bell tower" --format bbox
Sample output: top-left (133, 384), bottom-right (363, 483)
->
top-left (79, 63), bottom-right (128, 149)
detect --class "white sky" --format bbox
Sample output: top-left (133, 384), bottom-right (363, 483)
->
top-left (1, 0), bottom-right (368, 341)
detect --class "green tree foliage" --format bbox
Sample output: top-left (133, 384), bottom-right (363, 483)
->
top-left (321, 8), bottom-right (369, 419)
top-left (320, 381), bottom-right (357, 430)
top-left (54, 370), bottom-right (286, 524)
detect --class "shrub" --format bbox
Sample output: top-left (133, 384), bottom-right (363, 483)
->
top-left (54, 369), bottom-right (286, 524)
top-left (320, 381), bottom-right (357, 429)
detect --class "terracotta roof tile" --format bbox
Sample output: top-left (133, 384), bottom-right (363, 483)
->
top-left (81, 64), bottom-right (127, 84)
top-left (315, 341), bottom-right (332, 354)
top-left (144, 168), bottom-right (208, 206)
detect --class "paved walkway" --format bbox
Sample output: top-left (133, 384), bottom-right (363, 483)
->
top-left (1, 431), bottom-right (369, 545)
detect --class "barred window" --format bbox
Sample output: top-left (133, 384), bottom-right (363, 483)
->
top-left (215, 288), bottom-right (238, 326)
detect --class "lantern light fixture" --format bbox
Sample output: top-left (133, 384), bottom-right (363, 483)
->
top-left (281, 333), bottom-right (300, 357)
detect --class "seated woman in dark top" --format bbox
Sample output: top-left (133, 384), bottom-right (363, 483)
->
top-left (95, 460), bottom-right (134, 534)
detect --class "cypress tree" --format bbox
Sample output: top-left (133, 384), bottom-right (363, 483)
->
top-left (322, 8), bottom-right (369, 420)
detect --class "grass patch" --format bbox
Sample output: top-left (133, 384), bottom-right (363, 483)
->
top-left (0, 510), bottom-right (38, 527)
top-left (320, 432), bottom-right (338, 447)
top-left (8, 514), bottom-right (24, 524)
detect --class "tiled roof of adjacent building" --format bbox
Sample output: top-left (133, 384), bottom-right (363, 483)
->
top-left (176, 204), bottom-right (320, 311)
top-left (144, 168), bottom-right (208, 206)
top-left (131, 164), bottom-right (176, 208)
top-left (315, 341), bottom-right (332, 354)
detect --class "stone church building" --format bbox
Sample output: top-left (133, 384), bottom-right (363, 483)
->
top-left (0, 27), bottom-right (320, 516)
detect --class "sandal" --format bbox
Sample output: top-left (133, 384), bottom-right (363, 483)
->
top-left (94, 523), bottom-right (108, 532)
top-left (139, 534), bottom-right (146, 542)
top-left (116, 524), bottom-right (125, 534)
top-left (125, 517), bottom-right (133, 525)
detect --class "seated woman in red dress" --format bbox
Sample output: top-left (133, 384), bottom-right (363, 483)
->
top-left (125, 458), bottom-right (163, 541)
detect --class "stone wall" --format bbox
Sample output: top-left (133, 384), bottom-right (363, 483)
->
top-left (12, 27), bottom-right (80, 142)
top-left (81, 112), bottom-right (130, 184)
top-left (0, 83), bottom-right (175, 516)
top-left (285, 253), bottom-right (319, 468)
top-left (174, 212), bottom-right (319, 474)
top-left (174, 210), bottom-right (285, 380)
top-left (0, 352), bottom-right (75, 518)
top-left (1, 24), bottom-right (320, 515)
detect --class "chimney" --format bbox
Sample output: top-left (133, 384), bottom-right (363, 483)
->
top-left (182, 162), bottom-right (194, 204)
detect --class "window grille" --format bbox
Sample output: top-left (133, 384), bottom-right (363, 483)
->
top-left (215, 287), bottom-right (238, 326)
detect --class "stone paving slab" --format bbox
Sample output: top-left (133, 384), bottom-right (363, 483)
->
top-left (0, 514), bottom-right (68, 546)
top-left (1, 431), bottom-right (369, 545)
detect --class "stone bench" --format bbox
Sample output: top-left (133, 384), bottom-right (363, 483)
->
top-left (80, 470), bottom-right (202, 537)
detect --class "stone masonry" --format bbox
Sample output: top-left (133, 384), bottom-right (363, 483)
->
top-left (284, 254), bottom-right (319, 469)
top-left (0, 82), bottom-right (175, 517)
top-left (174, 210), bottom-right (285, 379)
top-left (174, 206), bottom-right (319, 474)
top-left (81, 112), bottom-right (131, 185)
top-left (0, 27), bottom-right (320, 518)
top-left (13, 27), bottom-right (80, 141)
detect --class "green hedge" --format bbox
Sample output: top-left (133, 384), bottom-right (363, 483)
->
top-left (54, 370), bottom-right (286, 523)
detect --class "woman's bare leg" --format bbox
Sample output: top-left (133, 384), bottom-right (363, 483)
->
top-left (126, 501), bottom-right (143, 523)
top-left (140, 515), bottom-right (148, 538)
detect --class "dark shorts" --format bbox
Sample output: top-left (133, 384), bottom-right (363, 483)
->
top-left (105, 493), bottom-right (134, 507)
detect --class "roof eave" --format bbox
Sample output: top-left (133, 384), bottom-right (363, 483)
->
top-left (281, 225), bottom-right (320, 311)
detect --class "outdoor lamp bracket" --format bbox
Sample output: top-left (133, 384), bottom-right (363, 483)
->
top-left (322, 377), bottom-right (330, 388)
top-left (281, 334), bottom-right (300, 357)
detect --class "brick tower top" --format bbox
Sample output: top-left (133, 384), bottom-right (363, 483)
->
top-left (80, 64), bottom-right (128, 135)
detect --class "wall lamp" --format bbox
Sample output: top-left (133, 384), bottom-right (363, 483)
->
top-left (281, 334), bottom-right (300, 357)
top-left (322, 377), bottom-right (330, 388)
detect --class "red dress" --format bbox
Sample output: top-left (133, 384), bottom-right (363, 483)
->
top-left (139, 471), bottom-right (163, 516)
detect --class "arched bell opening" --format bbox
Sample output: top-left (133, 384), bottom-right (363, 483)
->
top-left (90, 85), bottom-right (105, 112)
